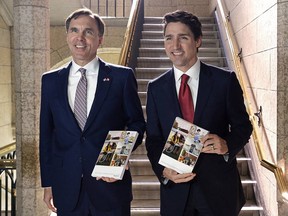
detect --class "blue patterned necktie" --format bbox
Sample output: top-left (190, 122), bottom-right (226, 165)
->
top-left (74, 68), bottom-right (87, 131)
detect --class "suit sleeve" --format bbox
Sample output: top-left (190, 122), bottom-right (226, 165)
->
top-left (145, 82), bottom-right (167, 181)
top-left (39, 75), bottom-right (54, 187)
top-left (224, 72), bottom-right (253, 161)
top-left (123, 69), bottom-right (146, 149)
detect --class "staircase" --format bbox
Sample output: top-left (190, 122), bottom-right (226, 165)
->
top-left (130, 17), bottom-right (262, 216)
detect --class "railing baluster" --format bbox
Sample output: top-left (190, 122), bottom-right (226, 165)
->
top-left (86, 0), bottom-right (131, 17)
top-left (0, 143), bottom-right (16, 215)
top-left (5, 172), bottom-right (8, 216)
top-left (114, 0), bottom-right (116, 17)
top-left (106, 0), bottom-right (108, 16)
top-left (0, 177), bottom-right (2, 214)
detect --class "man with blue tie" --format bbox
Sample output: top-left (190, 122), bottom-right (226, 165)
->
top-left (145, 10), bottom-right (252, 216)
top-left (39, 8), bottom-right (145, 216)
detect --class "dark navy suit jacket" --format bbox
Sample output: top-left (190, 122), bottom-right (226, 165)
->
top-left (39, 58), bottom-right (145, 211)
top-left (145, 62), bottom-right (252, 216)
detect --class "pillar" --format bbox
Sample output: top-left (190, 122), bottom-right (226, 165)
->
top-left (13, 0), bottom-right (50, 215)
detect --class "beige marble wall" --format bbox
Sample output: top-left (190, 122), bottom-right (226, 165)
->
top-left (213, 0), bottom-right (288, 215)
top-left (144, 0), bottom-right (210, 17)
top-left (0, 14), bottom-right (13, 147)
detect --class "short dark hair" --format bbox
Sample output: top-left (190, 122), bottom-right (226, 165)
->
top-left (163, 10), bottom-right (202, 40)
top-left (65, 8), bottom-right (105, 36)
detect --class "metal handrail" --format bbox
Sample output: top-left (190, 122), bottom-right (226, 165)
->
top-left (118, 0), bottom-right (142, 66)
top-left (0, 141), bottom-right (16, 215)
top-left (0, 142), bottom-right (16, 158)
top-left (216, 0), bottom-right (288, 200)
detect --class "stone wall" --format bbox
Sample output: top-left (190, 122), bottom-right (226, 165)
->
top-left (211, 0), bottom-right (288, 215)
top-left (0, 14), bottom-right (13, 147)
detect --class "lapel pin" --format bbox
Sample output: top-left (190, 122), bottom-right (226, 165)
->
top-left (103, 78), bottom-right (110, 82)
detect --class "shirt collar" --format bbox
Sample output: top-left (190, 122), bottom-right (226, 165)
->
top-left (174, 59), bottom-right (201, 82)
top-left (70, 56), bottom-right (99, 76)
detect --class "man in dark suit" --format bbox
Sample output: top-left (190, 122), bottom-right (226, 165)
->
top-left (39, 8), bottom-right (145, 216)
top-left (145, 10), bottom-right (252, 216)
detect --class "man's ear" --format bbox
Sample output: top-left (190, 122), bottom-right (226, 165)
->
top-left (196, 37), bottom-right (202, 48)
top-left (98, 36), bottom-right (104, 47)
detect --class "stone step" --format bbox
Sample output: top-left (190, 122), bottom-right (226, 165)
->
top-left (140, 38), bottom-right (221, 48)
top-left (141, 30), bottom-right (219, 39)
top-left (143, 23), bottom-right (217, 31)
top-left (137, 79), bottom-right (150, 92)
top-left (137, 57), bottom-right (227, 68)
top-left (131, 200), bottom-right (262, 216)
top-left (144, 17), bottom-right (215, 24)
top-left (135, 68), bottom-right (170, 79)
top-left (139, 47), bottom-right (224, 58)
top-left (138, 92), bottom-right (147, 106)
top-left (130, 154), bottom-right (251, 177)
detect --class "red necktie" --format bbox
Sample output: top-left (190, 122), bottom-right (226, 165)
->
top-left (179, 74), bottom-right (194, 122)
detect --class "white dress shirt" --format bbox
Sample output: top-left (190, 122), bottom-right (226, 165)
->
top-left (68, 57), bottom-right (99, 116)
top-left (174, 59), bottom-right (201, 109)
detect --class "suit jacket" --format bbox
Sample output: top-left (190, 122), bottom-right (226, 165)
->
top-left (145, 62), bottom-right (252, 216)
top-left (39, 58), bottom-right (145, 211)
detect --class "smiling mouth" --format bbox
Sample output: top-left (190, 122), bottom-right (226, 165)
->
top-left (172, 51), bottom-right (184, 56)
top-left (75, 45), bottom-right (86, 49)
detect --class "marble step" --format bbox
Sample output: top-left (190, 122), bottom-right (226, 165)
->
top-left (141, 30), bottom-right (219, 40)
top-left (137, 57), bottom-right (227, 68)
top-left (140, 38), bottom-right (221, 48)
top-left (137, 79), bottom-right (150, 92)
top-left (139, 47), bottom-right (224, 58)
top-left (130, 154), bottom-right (251, 177)
top-left (131, 199), bottom-right (262, 216)
top-left (135, 68), bottom-right (170, 80)
top-left (143, 23), bottom-right (217, 31)
top-left (144, 17), bottom-right (215, 25)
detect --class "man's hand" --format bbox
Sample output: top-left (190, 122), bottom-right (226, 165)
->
top-left (43, 187), bottom-right (57, 213)
top-left (163, 167), bottom-right (196, 183)
top-left (96, 164), bottom-right (129, 182)
top-left (96, 177), bottom-right (119, 182)
top-left (201, 134), bottom-right (228, 155)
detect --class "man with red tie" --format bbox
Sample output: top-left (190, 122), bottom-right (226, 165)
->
top-left (145, 10), bottom-right (252, 216)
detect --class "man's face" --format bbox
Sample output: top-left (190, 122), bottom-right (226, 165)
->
top-left (66, 15), bottom-right (103, 66)
top-left (164, 22), bottom-right (202, 72)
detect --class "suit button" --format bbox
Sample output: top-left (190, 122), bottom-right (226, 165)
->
top-left (79, 157), bottom-right (82, 162)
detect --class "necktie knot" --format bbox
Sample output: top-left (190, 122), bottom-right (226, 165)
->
top-left (181, 74), bottom-right (190, 84)
top-left (179, 73), bottom-right (194, 123)
top-left (79, 68), bottom-right (86, 77)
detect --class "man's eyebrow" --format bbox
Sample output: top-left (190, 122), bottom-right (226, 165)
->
top-left (84, 28), bottom-right (94, 32)
top-left (164, 33), bottom-right (190, 37)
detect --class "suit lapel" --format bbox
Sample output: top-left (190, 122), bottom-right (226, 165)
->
top-left (194, 62), bottom-right (214, 124)
top-left (57, 62), bottom-right (74, 115)
top-left (161, 69), bottom-right (182, 118)
top-left (84, 59), bottom-right (111, 131)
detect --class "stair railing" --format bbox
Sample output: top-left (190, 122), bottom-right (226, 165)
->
top-left (215, 0), bottom-right (288, 201)
top-left (83, 0), bottom-right (131, 17)
top-left (0, 142), bottom-right (16, 216)
top-left (118, 0), bottom-right (144, 69)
